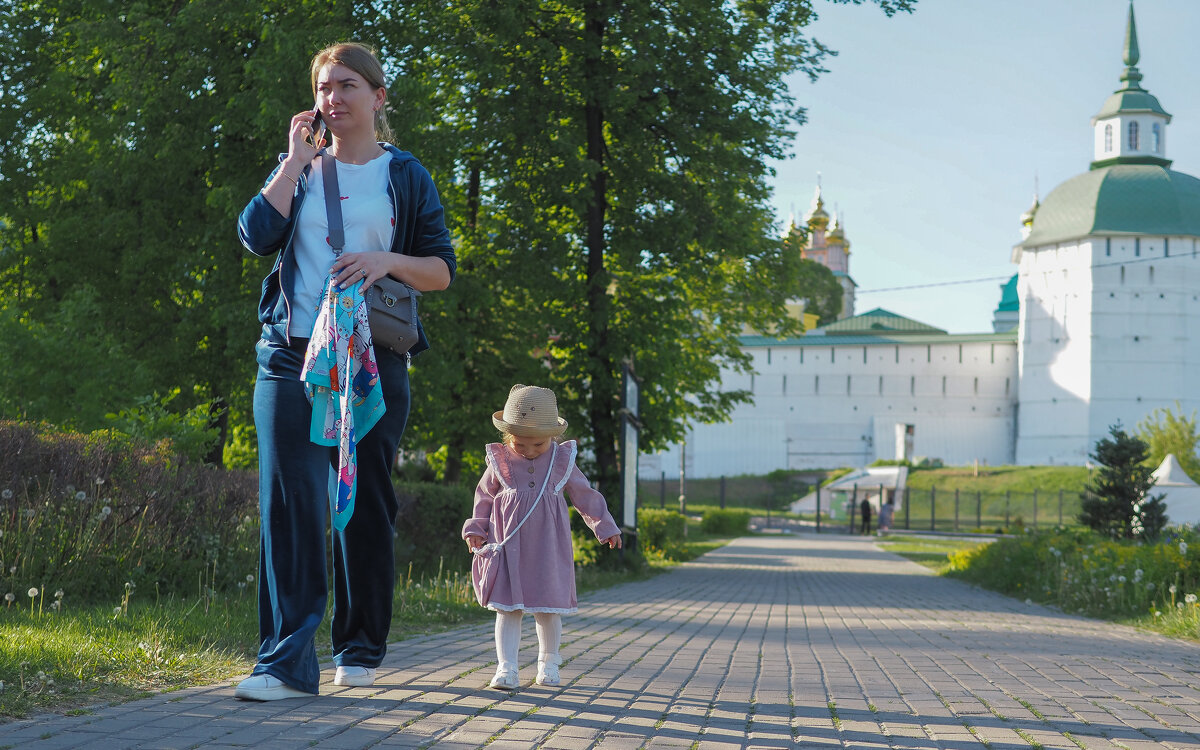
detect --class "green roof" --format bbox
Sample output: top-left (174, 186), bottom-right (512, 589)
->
top-left (817, 308), bottom-right (946, 336)
top-left (996, 274), bottom-right (1018, 313)
top-left (739, 331), bottom-right (1017, 348)
top-left (1095, 88), bottom-right (1170, 120)
top-left (1021, 164), bottom-right (1200, 247)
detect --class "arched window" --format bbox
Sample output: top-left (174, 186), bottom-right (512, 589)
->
top-left (1104, 123), bottom-right (1113, 152)
top-left (1152, 123), bottom-right (1162, 153)
top-left (1128, 121), bottom-right (1140, 150)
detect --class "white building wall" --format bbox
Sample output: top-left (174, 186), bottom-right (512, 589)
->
top-left (1089, 235), bottom-right (1200, 449)
top-left (641, 337), bottom-right (1018, 479)
top-left (1016, 240), bottom-right (1095, 464)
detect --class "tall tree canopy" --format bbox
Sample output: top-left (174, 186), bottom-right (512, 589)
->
top-left (1, 1), bottom-right (915, 496)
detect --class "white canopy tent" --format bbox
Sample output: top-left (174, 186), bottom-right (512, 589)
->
top-left (790, 465), bottom-right (908, 518)
top-left (1151, 454), bottom-right (1200, 527)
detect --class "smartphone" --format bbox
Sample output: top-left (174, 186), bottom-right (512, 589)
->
top-left (308, 106), bottom-right (327, 149)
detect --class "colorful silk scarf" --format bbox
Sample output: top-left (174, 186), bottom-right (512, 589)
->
top-left (302, 277), bottom-right (385, 531)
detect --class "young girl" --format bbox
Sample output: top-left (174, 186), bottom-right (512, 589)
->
top-left (463, 384), bottom-right (622, 689)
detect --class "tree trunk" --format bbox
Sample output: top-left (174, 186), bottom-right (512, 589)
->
top-left (582, 2), bottom-right (620, 506)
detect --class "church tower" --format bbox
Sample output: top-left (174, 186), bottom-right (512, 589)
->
top-left (1012, 3), bottom-right (1200, 465)
top-left (802, 183), bottom-right (857, 319)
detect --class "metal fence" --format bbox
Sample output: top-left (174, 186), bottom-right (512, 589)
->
top-left (834, 486), bottom-right (1083, 533)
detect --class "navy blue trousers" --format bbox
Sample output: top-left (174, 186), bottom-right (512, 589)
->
top-left (252, 336), bottom-right (410, 694)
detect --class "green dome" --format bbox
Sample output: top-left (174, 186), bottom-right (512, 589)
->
top-left (996, 274), bottom-right (1018, 313)
top-left (1021, 164), bottom-right (1200, 248)
top-left (1095, 88), bottom-right (1170, 120)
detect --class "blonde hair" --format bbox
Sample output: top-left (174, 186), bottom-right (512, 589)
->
top-left (501, 432), bottom-right (562, 448)
top-left (310, 42), bottom-right (394, 144)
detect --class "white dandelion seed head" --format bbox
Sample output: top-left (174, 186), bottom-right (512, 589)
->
top-left (74, 491), bottom-right (86, 501)
top-left (1147, 582), bottom-right (1156, 590)
top-left (1118, 575), bottom-right (1127, 583)
top-left (1171, 584), bottom-right (1179, 594)
top-left (246, 574), bottom-right (254, 583)
top-left (27, 588), bottom-right (38, 598)
top-left (1187, 594), bottom-right (1198, 604)
top-left (4, 593), bottom-right (14, 603)
top-left (55, 589), bottom-right (63, 599)
top-left (0, 489), bottom-right (12, 501)
top-left (1179, 602), bottom-right (1186, 610)
top-left (101, 506), bottom-right (112, 516)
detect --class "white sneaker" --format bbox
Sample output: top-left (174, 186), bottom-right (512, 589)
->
top-left (489, 668), bottom-right (519, 690)
top-left (536, 654), bottom-right (561, 686)
top-left (333, 666), bottom-right (377, 687)
top-left (234, 674), bottom-right (314, 701)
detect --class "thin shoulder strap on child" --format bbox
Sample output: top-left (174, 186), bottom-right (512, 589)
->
top-left (473, 442), bottom-right (557, 557)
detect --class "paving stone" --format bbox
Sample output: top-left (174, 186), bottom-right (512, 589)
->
top-left (8, 535), bottom-right (1200, 749)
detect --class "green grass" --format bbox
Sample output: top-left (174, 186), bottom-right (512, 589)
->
top-left (878, 534), bottom-right (992, 573)
top-left (0, 530), bottom-right (729, 719)
top-left (0, 564), bottom-right (487, 718)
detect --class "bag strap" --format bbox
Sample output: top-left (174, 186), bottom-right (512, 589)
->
top-left (320, 151), bottom-right (345, 258)
top-left (473, 442), bottom-right (558, 556)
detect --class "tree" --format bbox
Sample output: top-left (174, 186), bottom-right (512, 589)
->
top-left (383, 0), bottom-right (915, 505)
top-left (1080, 424), bottom-right (1167, 540)
top-left (0, 0), bottom-right (361, 463)
top-left (782, 224), bottom-right (843, 325)
top-left (1137, 402), bottom-right (1200, 483)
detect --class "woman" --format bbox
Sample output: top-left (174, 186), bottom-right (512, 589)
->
top-left (235, 42), bottom-right (456, 701)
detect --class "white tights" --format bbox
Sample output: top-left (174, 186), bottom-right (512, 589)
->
top-left (494, 610), bottom-right (561, 672)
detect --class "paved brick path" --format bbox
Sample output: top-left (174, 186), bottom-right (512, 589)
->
top-left (6, 533), bottom-right (1200, 749)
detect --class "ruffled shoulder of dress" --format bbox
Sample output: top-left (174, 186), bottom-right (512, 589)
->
top-left (552, 440), bottom-right (579, 493)
top-left (484, 443), bottom-right (514, 490)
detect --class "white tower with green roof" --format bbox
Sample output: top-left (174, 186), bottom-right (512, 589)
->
top-left (1013, 3), bottom-right (1200, 465)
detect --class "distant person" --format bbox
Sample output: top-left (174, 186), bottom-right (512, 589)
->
top-left (878, 498), bottom-right (895, 535)
top-left (860, 497), bottom-right (872, 535)
top-left (463, 385), bottom-right (622, 690)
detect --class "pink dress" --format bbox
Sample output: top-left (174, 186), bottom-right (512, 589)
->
top-left (462, 440), bottom-right (620, 613)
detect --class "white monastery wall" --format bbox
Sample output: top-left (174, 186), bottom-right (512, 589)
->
top-left (640, 337), bottom-right (1018, 479)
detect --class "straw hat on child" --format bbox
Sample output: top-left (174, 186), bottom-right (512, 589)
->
top-left (492, 384), bottom-right (568, 437)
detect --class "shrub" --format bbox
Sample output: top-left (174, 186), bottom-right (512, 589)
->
top-left (946, 526), bottom-right (1200, 620)
top-left (637, 508), bottom-right (686, 554)
top-left (0, 421), bottom-right (258, 603)
top-left (393, 481), bottom-right (474, 575)
top-left (700, 508), bottom-right (752, 536)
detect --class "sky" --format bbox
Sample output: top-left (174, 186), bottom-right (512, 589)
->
top-left (769, 0), bottom-right (1200, 334)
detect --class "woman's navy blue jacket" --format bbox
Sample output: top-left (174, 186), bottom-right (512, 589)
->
top-left (238, 144), bottom-right (456, 355)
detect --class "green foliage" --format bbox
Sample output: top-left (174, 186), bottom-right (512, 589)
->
top-left (0, 421), bottom-right (259, 602)
top-left (1138, 402), bottom-right (1200, 482)
top-left (946, 527), bottom-right (1200, 625)
top-left (637, 508), bottom-right (688, 556)
top-left (700, 509), bottom-right (752, 536)
top-left (1081, 425), bottom-right (1166, 540)
top-left (104, 391), bottom-right (220, 465)
top-left (393, 481), bottom-right (474, 575)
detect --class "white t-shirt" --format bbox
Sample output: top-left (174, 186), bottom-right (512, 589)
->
top-left (289, 152), bottom-right (395, 338)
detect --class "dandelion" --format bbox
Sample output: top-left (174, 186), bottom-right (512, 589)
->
top-left (1118, 575), bottom-right (1127, 583)
top-left (1171, 584), bottom-right (1179, 594)
top-left (245, 574), bottom-right (254, 583)
top-left (1, 489), bottom-right (12, 500)
top-left (95, 477), bottom-right (105, 485)
top-left (8, 566), bottom-right (14, 575)
top-left (101, 506), bottom-right (112, 517)
top-left (55, 589), bottom-right (63, 600)
top-left (1147, 582), bottom-right (1157, 591)
top-left (1188, 594), bottom-right (1198, 605)
top-left (1179, 602), bottom-right (1186, 610)
top-left (65, 484), bottom-right (75, 495)
top-left (49, 600), bottom-right (59, 611)
top-left (27, 587), bottom-right (38, 616)
top-left (113, 606), bottom-right (122, 617)
top-left (1025, 598), bottom-right (1033, 605)
top-left (1134, 569), bottom-right (1144, 580)
top-left (4, 592), bottom-right (13, 607)
top-left (1182, 542), bottom-right (1189, 555)
top-left (74, 491), bottom-right (86, 502)
top-left (1155, 610), bottom-right (1163, 617)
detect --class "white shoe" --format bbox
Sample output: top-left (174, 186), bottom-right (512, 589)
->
top-left (234, 674), bottom-right (314, 701)
top-left (333, 666), bottom-right (377, 687)
top-left (536, 654), bottom-right (561, 686)
top-left (489, 668), bottom-right (519, 690)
